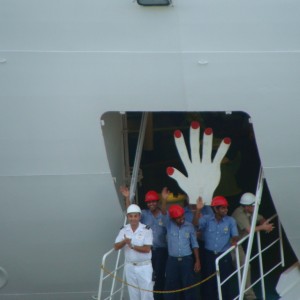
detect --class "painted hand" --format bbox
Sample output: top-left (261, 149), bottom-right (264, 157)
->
top-left (166, 121), bottom-right (231, 205)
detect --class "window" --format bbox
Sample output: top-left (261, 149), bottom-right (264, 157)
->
top-left (137, 0), bottom-right (171, 6)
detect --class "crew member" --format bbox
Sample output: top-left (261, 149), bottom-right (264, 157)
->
top-left (161, 188), bottom-right (201, 300)
top-left (194, 196), bottom-right (239, 300)
top-left (231, 192), bottom-right (274, 300)
top-left (114, 204), bottom-right (154, 300)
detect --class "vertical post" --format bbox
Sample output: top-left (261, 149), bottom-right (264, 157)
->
top-left (238, 167), bottom-right (264, 300)
top-left (129, 112), bottom-right (149, 203)
top-left (216, 260), bottom-right (222, 300)
top-left (235, 246), bottom-right (242, 293)
top-left (278, 220), bottom-right (285, 268)
top-left (256, 231), bottom-right (266, 298)
top-left (121, 113), bottom-right (131, 186)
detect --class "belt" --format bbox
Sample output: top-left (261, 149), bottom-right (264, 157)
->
top-left (128, 260), bottom-right (151, 266)
top-left (170, 255), bottom-right (192, 261)
top-left (205, 249), bottom-right (224, 256)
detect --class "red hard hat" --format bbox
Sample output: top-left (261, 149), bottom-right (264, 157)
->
top-left (211, 196), bottom-right (228, 207)
top-left (169, 204), bottom-right (184, 219)
top-left (145, 190), bottom-right (159, 202)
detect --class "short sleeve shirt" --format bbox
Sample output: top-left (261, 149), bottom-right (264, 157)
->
top-left (115, 222), bottom-right (153, 263)
top-left (141, 209), bottom-right (167, 248)
top-left (199, 215), bottom-right (238, 253)
top-left (164, 216), bottom-right (199, 257)
top-left (232, 206), bottom-right (264, 238)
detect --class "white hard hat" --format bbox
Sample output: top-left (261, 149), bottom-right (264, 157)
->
top-left (240, 193), bottom-right (256, 206)
top-left (127, 204), bottom-right (141, 214)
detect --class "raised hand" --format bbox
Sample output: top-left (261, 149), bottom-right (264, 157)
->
top-left (120, 185), bottom-right (130, 209)
top-left (120, 185), bottom-right (130, 198)
top-left (166, 121), bottom-right (231, 205)
top-left (196, 197), bottom-right (205, 211)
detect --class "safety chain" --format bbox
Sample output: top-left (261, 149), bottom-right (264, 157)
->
top-left (100, 265), bottom-right (216, 294)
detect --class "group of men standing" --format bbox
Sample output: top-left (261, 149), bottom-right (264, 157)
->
top-left (114, 186), bottom-right (274, 300)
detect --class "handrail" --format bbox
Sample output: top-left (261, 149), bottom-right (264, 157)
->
top-left (97, 241), bottom-right (126, 300)
top-left (240, 167), bottom-right (265, 300)
top-left (215, 212), bottom-right (283, 300)
top-left (97, 211), bottom-right (129, 300)
top-left (216, 166), bottom-right (265, 300)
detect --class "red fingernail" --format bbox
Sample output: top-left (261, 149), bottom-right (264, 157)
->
top-left (191, 121), bottom-right (200, 129)
top-left (224, 137), bottom-right (231, 144)
top-left (167, 167), bottom-right (174, 176)
top-left (174, 130), bottom-right (182, 138)
top-left (204, 128), bottom-right (213, 135)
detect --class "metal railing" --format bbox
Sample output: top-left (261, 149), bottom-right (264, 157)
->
top-left (215, 169), bottom-right (285, 300)
top-left (98, 213), bottom-right (284, 300)
top-left (215, 213), bottom-right (284, 300)
top-left (97, 238), bottom-right (126, 300)
top-left (98, 164), bottom-right (285, 300)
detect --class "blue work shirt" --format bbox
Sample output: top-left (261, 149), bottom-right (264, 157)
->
top-left (184, 206), bottom-right (194, 223)
top-left (184, 205), bottom-right (215, 223)
top-left (184, 205), bottom-right (214, 223)
top-left (202, 205), bottom-right (214, 217)
top-left (199, 214), bottom-right (238, 253)
top-left (164, 216), bottom-right (199, 257)
top-left (141, 209), bottom-right (167, 248)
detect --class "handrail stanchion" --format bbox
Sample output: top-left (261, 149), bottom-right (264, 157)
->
top-left (235, 245), bottom-right (242, 292)
top-left (256, 231), bottom-right (266, 299)
top-left (278, 219), bottom-right (285, 268)
top-left (215, 256), bottom-right (223, 300)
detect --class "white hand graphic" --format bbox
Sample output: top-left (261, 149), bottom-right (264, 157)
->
top-left (166, 121), bottom-right (231, 205)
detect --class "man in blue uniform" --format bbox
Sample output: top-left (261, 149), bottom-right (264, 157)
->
top-left (161, 188), bottom-right (201, 300)
top-left (194, 196), bottom-right (239, 300)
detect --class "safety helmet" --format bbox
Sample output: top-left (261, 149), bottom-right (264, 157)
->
top-left (211, 196), bottom-right (228, 207)
top-left (169, 204), bottom-right (184, 219)
top-left (145, 190), bottom-right (159, 202)
top-left (127, 204), bottom-right (142, 214)
top-left (240, 193), bottom-right (256, 206)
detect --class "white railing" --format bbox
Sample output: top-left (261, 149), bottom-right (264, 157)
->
top-left (216, 168), bottom-right (285, 300)
top-left (98, 168), bottom-right (284, 299)
top-left (215, 214), bottom-right (284, 300)
top-left (97, 245), bottom-right (126, 300)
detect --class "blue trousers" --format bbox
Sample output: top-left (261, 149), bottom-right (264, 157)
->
top-left (164, 255), bottom-right (197, 300)
top-left (201, 249), bottom-right (233, 300)
top-left (152, 247), bottom-right (168, 300)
